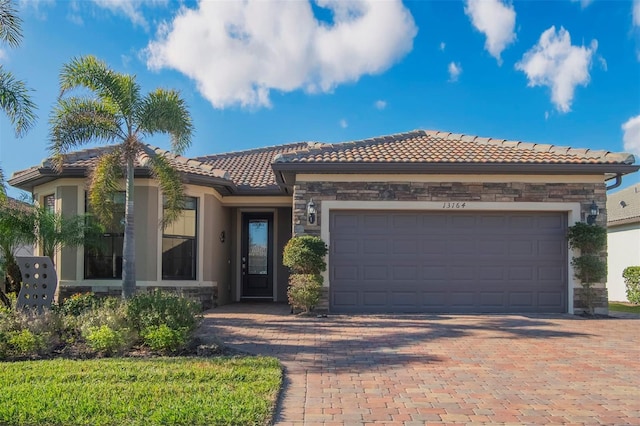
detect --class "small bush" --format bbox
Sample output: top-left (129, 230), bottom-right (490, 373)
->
top-left (56, 292), bottom-right (99, 316)
top-left (143, 324), bottom-right (188, 354)
top-left (288, 274), bottom-right (323, 313)
top-left (623, 266), bottom-right (640, 304)
top-left (126, 290), bottom-right (201, 333)
top-left (7, 329), bottom-right (45, 357)
top-left (83, 325), bottom-right (127, 355)
top-left (567, 222), bottom-right (607, 253)
top-left (283, 236), bottom-right (328, 274)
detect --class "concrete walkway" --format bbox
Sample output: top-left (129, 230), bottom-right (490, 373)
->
top-left (198, 304), bottom-right (640, 425)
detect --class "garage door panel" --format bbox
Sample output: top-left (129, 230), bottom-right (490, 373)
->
top-left (363, 239), bottom-right (387, 254)
top-left (330, 211), bottom-right (567, 313)
top-left (363, 265), bottom-right (388, 280)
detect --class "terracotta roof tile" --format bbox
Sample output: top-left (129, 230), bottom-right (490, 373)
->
top-left (195, 142), bottom-right (313, 190)
top-left (274, 130), bottom-right (636, 165)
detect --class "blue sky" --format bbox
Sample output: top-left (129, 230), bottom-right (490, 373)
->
top-left (1, 0), bottom-right (640, 199)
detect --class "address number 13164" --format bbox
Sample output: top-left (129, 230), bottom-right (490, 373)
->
top-left (442, 202), bottom-right (466, 209)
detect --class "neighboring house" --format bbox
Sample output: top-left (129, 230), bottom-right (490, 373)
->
top-left (606, 183), bottom-right (640, 302)
top-left (8, 130), bottom-right (639, 314)
top-left (3, 197), bottom-right (35, 258)
top-left (0, 197), bottom-right (34, 293)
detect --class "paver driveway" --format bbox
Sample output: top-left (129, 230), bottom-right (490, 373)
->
top-left (198, 304), bottom-right (640, 425)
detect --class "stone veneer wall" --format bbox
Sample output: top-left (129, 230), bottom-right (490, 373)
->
top-left (292, 180), bottom-right (608, 314)
top-left (58, 285), bottom-right (217, 310)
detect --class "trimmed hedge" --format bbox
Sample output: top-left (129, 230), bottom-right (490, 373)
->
top-left (623, 266), bottom-right (640, 304)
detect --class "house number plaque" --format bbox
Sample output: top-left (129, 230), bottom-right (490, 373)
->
top-left (442, 202), bottom-right (467, 209)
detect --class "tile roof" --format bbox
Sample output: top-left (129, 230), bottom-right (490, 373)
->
top-left (11, 144), bottom-right (231, 182)
top-left (273, 130), bottom-right (635, 165)
top-left (195, 142), bottom-right (312, 190)
top-left (607, 183), bottom-right (640, 225)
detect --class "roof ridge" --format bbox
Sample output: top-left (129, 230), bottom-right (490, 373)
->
top-left (274, 130), bottom-right (428, 163)
top-left (196, 141), bottom-right (312, 161)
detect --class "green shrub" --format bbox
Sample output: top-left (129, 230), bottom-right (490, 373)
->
top-left (56, 292), bottom-right (99, 316)
top-left (283, 236), bottom-right (328, 274)
top-left (567, 223), bottom-right (607, 314)
top-left (79, 298), bottom-right (136, 353)
top-left (7, 329), bottom-right (45, 356)
top-left (126, 290), bottom-right (200, 334)
top-left (623, 266), bottom-right (640, 304)
top-left (142, 324), bottom-right (188, 354)
top-left (567, 222), bottom-right (607, 253)
top-left (287, 274), bottom-right (323, 313)
top-left (83, 325), bottom-right (128, 355)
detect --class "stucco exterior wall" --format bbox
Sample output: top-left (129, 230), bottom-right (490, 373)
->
top-left (32, 180), bottom-right (229, 309)
top-left (292, 178), bottom-right (609, 314)
top-left (607, 223), bottom-right (640, 302)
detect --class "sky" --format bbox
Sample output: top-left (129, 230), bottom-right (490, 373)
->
top-left (1, 0), bottom-right (640, 200)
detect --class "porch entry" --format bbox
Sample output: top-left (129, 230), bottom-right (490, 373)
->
top-left (241, 212), bottom-right (274, 299)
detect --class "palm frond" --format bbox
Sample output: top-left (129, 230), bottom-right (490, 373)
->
top-left (49, 97), bottom-right (124, 163)
top-left (0, 66), bottom-right (37, 137)
top-left (146, 151), bottom-right (185, 227)
top-left (0, 166), bottom-right (6, 203)
top-left (59, 56), bottom-right (140, 125)
top-left (0, 0), bottom-right (22, 48)
top-left (88, 149), bottom-right (124, 226)
top-left (137, 88), bottom-right (193, 155)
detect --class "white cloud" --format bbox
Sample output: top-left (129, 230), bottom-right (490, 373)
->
top-left (339, 119), bottom-right (348, 128)
top-left (464, 0), bottom-right (516, 64)
top-left (570, 0), bottom-right (594, 8)
top-left (448, 62), bottom-right (462, 82)
top-left (90, 0), bottom-right (167, 29)
top-left (374, 100), bottom-right (387, 110)
top-left (439, 42), bottom-right (446, 51)
top-left (515, 26), bottom-right (597, 113)
top-left (622, 115), bottom-right (640, 154)
top-left (145, 0), bottom-right (417, 109)
top-left (633, 0), bottom-right (640, 27)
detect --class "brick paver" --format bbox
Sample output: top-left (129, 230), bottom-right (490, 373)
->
top-left (197, 304), bottom-right (640, 425)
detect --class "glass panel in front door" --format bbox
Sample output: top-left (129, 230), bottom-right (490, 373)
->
top-left (248, 220), bottom-right (268, 275)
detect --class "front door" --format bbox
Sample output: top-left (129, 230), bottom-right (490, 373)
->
top-left (241, 212), bottom-right (274, 299)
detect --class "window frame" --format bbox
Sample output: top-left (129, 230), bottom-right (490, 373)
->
top-left (83, 192), bottom-right (125, 280)
top-left (161, 196), bottom-right (198, 281)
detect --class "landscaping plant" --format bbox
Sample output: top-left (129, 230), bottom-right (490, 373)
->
top-left (622, 266), bottom-right (640, 304)
top-left (283, 235), bottom-right (328, 313)
top-left (567, 222), bottom-right (607, 314)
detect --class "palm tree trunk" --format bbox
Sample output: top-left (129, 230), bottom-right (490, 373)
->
top-left (122, 156), bottom-right (136, 298)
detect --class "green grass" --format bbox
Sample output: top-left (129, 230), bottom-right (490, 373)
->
top-left (609, 302), bottom-right (640, 314)
top-left (0, 356), bottom-right (282, 426)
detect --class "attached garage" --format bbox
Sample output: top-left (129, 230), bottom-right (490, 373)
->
top-left (330, 210), bottom-right (568, 313)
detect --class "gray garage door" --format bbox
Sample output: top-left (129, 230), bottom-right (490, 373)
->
top-left (329, 211), bottom-right (567, 313)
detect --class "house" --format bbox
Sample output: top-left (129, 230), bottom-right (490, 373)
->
top-left (606, 183), bottom-right (640, 302)
top-left (8, 130), bottom-right (639, 314)
top-left (0, 197), bottom-right (35, 294)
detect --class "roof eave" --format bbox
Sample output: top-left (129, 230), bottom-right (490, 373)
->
top-left (272, 162), bottom-right (640, 188)
top-left (10, 167), bottom-right (238, 195)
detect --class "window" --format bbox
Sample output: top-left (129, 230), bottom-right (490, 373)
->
top-left (43, 194), bottom-right (55, 213)
top-left (162, 196), bottom-right (197, 280)
top-left (84, 192), bottom-right (125, 279)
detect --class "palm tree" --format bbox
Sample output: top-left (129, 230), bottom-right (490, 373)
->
top-left (49, 55), bottom-right (193, 299)
top-left (0, 201), bottom-right (99, 307)
top-left (0, 0), bottom-right (37, 202)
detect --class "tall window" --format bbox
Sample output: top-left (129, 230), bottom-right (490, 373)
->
top-left (43, 194), bottom-right (55, 212)
top-left (84, 192), bottom-right (125, 279)
top-left (162, 196), bottom-right (197, 280)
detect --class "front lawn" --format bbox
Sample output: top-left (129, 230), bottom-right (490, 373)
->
top-left (609, 302), bottom-right (640, 314)
top-left (0, 357), bottom-right (282, 426)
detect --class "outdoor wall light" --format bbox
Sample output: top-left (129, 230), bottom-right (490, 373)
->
top-left (587, 200), bottom-right (599, 225)
top-left (219, 231), bottom-right (225, 243)
top-left (307, 199), bottom-right (317, 225)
